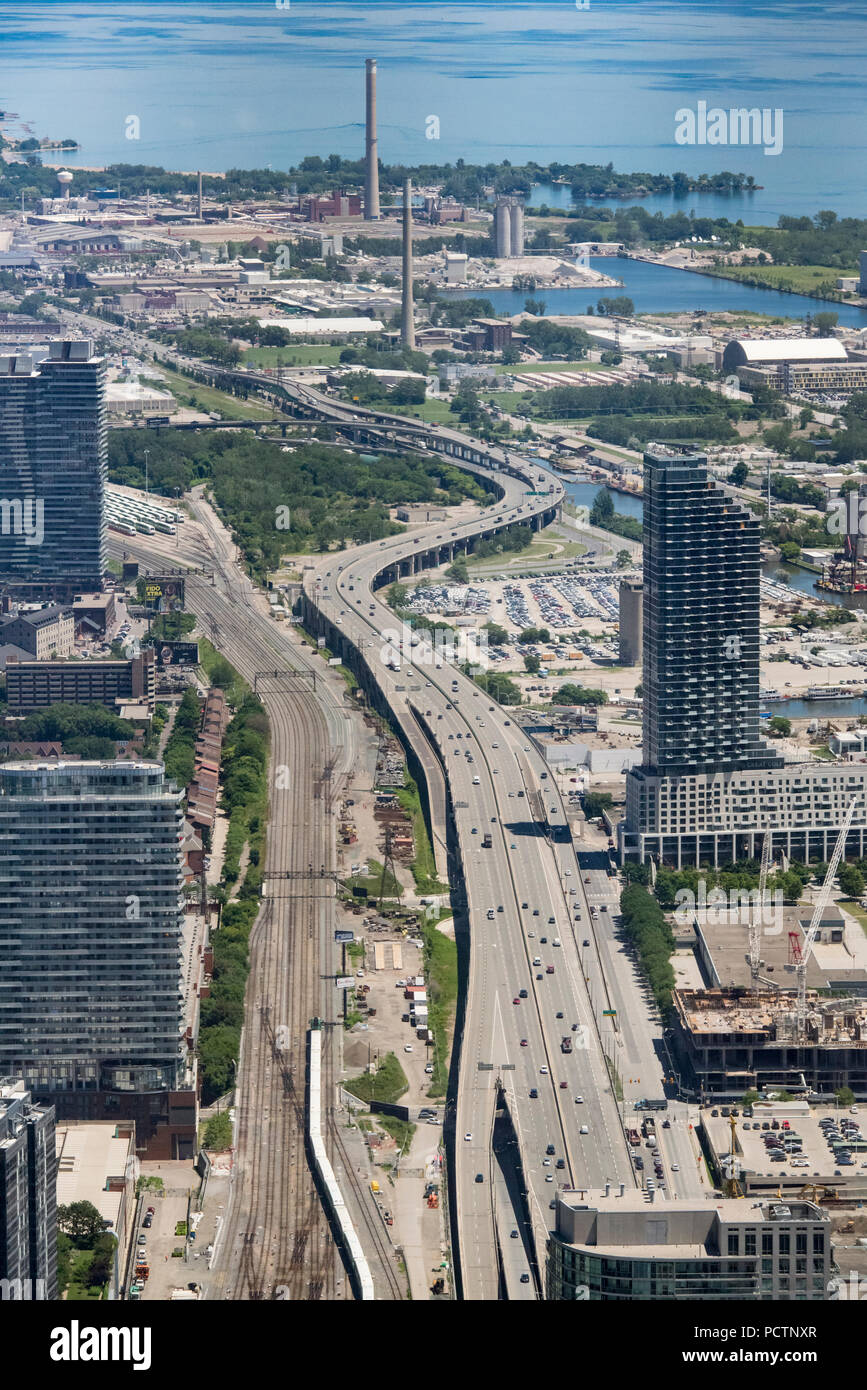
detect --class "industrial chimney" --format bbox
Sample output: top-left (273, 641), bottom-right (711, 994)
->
top-left (401, 178), bottom-right (416, 349)
top-left (364, 59), bottom-right (380, 220)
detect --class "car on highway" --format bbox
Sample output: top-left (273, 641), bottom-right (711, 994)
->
top-left (475, 1174), bottom-right (484, 1183)
top-left (511, 1230), bottom-right (519, 1239)
top-left (543, 1158), bottom-right (551, 1167)
top-left (579, 1124), bottom-right (589, 1135)
top-left (559, 1081), bottom-right (567, 1089)
top-left (519, 989), bottom-right (528, 998)
top-left (404, 1045), bottom-right (413, 1052)
top-left (529, 1089), bottom-right (538, 1098)
top-left (546, 966), bottom-right (555, 974)
top-left (520, 1038), bottom-right (528, 1046)
top-left (545, 1174), bottom-right (553, 1183)
top-left (555, 1011), bottom-right (563, 1019)
top-left (539, 1066), bottom-right (549, 1075)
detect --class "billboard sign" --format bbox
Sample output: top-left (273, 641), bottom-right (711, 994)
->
top-left (334, 930), bottom-right (355, 944)
top-left (335, 975), bottom-right (355, 989)
top-left (156, 641), bottom-right (199, 668)
top-left (143, 576), bottom-right (185, 613)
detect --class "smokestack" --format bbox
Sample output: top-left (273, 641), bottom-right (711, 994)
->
top-left (197, 170), bottom-right (203, 220)
top-left (364, 58), bottom-right (380, 220)
top-left (401, 178), bottom-right (416, 350)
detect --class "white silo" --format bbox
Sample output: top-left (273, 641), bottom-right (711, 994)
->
top-left (495, 200), bottom-right (512, 258)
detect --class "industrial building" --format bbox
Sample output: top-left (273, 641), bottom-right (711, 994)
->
top-left (721, 337), bottom-right (867, 393)
top-left (618, 578), bottom-right (642, 666)
top-left (621, 445), bottom-right (867, 866)
top-left (5, 646), bottom-right (155, 714)
top-left (0, 762), bottom-right (196, 1157)
top-left (547, 1189), bottom-right (832, 1300)
top-left (0, 341), bottom-right (106, 598)
top-left (0, 1079), bottom-right (57, 1300)
top-left (494, 197), bottom-right (525, 258)
top-left (672, 987), bottom-right (867, 1099)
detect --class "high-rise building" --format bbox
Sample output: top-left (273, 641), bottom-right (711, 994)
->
top-left (0, 1079), bottom-right (57, 1300)
top-left (0, 341), bottom-right (106, 598)
top-left (0, 761), bottom-right (192, 1155)
top-left (547, 1190), bottom-right (832, 1301)
top-left (622, 444), bottom-right (867, 866)
top-left (640, 444), bottom-right (781, 779)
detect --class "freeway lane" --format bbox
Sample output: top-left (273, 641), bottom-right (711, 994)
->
top-left (303, 427), bottom-right (637, 1297)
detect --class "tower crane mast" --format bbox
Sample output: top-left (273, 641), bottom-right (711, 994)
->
top-left (797, 795), bottom-right (859, 1037)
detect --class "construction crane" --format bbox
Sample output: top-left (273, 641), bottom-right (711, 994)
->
top-left (750, 830), bottom-right (773, 986)
top-left (796, 794), bottom-right (859, 1038)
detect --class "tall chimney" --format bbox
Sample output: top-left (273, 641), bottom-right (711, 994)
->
top-left (197, 170), bottom-right (203, 220)
top-left (401, 178), bottom-right (416, 350)
top-left (364, 59), bottom-right (380, 220)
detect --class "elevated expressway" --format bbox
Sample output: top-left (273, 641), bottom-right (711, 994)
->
top-left (293, 408), bottom-right (634, 1300)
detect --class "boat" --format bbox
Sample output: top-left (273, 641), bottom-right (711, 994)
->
top-left (805, 686), bottom-right (857, 700)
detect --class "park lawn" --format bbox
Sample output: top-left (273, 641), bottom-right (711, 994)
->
top-left (244, 343), bottom-right (343, 367)
top-left (155, 363), bottom-right (274, 421)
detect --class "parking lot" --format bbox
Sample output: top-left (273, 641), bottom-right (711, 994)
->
top-left (703, 1103), bottom-right (867, 1192)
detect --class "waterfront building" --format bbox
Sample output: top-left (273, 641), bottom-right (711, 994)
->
top-left (621, 445), bottom-right (867, 865)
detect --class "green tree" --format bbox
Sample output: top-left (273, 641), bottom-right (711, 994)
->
top-left (583, 792), bottom-right (614, 819)
top-left (203, 1110), bottom-right (234, 1150)
top-left (768, 716), bottom-right (791, 737)
top-left (813, 311), bottom-right (839, 337)
top-left (835, 1086), bottom-right (855, 1107)
top-left (729, 461), bottom-right (749, 487)
top-left (524, 653), bottom-right (541, 673)
top-left (837, 863), bottom-right (865, 898)
top-left (616, 549), bottom-right (631, 568)
top-left (483, 622), bottom-right (509, 646)
top-left (57, 1200), bottom-right (106, 1250)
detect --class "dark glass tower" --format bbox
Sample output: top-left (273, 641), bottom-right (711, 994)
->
top-left (642, 444), bottom-right (782, 778)
top-left (0, 341), bottom-right (106, 595)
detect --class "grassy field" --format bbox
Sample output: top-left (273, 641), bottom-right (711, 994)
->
top-left (466, 528), bottom-right (587, 572)
top-left (421, 919), bottom-right (458, 1098)
top-left (344, 1051), bottom-right (409, 1105)
top-left (244, 343), bottom-right (343, 367)
top-left (65, 1249), bottom-right (105, 1302)
top-left (344, 857), bottom-right (404, 902)
top-left (375, 1115), bottom-right (416, 1153)
top-left (704, 263), bottom-right (855, 296)
top-left (156, 363), bottom-right (274, 421)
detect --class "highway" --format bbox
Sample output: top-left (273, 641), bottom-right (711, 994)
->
top-left (87, 308), bottom-right (686, 1295)
top-left (299, 426), bottom-right (636, 1298)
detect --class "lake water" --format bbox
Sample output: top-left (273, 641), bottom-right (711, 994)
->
top-left (2, 0), bottom-right (866, 224)
top-left (472, 257), bottom-right (867, 327)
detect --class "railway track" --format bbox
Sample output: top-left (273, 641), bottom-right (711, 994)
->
top-left (111, 515), bottom-right (362, 1301)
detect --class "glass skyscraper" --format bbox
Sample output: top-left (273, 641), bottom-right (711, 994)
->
top-left (0, 340), bottom-right (106, 595)
top-left (0, 761), bottom-right (185, 1099)
top-left (641, 444), bottom-right (782, 778)
top-left (0, 1079), bottom-right (57, 1300)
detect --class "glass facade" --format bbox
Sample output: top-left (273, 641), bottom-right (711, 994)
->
top-left (0, 341), bottom-right (106, 592)
top-left (0, 762), bottom-right (185, 1094)
top-left (0, 1083), bottom-right (57, 1299)
top-left (641, 445), bottom-right (782, 779)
